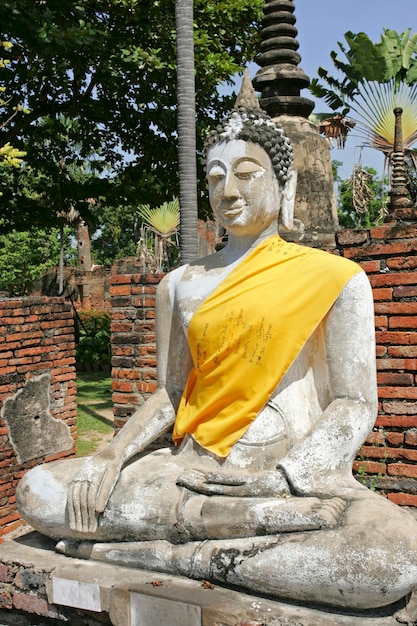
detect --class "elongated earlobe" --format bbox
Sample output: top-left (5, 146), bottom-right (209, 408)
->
top-left (279, 168), bottom-right (297, 231)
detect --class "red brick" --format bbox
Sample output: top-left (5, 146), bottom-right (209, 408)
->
top-left (133, 297), bottom-right (156, 308)
top-left (110, 284), bottom-right (133, 296)
top-left (388, 493), bottom-right (417, 507)
top-left (111, 322), bottom-right (133, 333)
top-left (386, 256), bottom-right (417, 270)
top-left (113, 368), bottom-right (140, 380)
top-left (359, 260), bottom-right (381, 272)
top-left (377, 413), bottom-right (417, 426)
top-left (378, 387), bottom-right (417, 399)
top-left (386, 432), bottom-right (404, 446)
top-left (0, 563), bottom-right (14, 583)
top-left (112, 346), bottom-right (135, 357)
top-left (370, 223), bottom-right (417, 240)
top-left (344, 241), bottom-right (417, 260)
top-left (375, 302), bottom-right (417, 315)
top-left (405, 431), bottom-right (417, 446)
top-left (387, 463), bottom-right (417, 478)
top-left (393, 285), bottom-right (417, 298)
top-left (352, 460), bottom-right (386, 474)
top-left (389, 346), bottom-right (417, 358)
top-left (13, 592), bottom-right (65, 619)
top-left (112, 392), bottom-right (140, 404)
top-left (374, 316), bottom-right (387, 329)
top-left (137, 381), bottom-right (157, 393)
top-left (377, 358), bottom-right (417, 370)
top-left (389, 317), bottom-right (417, 330)
top-left (336, 229), bottom-right (369, 246)
top-left (110, 274), bottom-right (133, 285)
top-left (370, 270), bottom-right (417, 288)
top-left (365, 431), bottom-right (385, 445)
top-left (112, 380), bottom-right (134, 393)
top-left (372, 288), bottom-right (393, 301)
top-left (376, 331), bottom-right (417, 345)
top-left (0, 591), bottom-right (12, 609)
top-left (377, 373), bottom-right (414, 386)
top-left (375, 345), bottom-right (387, 357)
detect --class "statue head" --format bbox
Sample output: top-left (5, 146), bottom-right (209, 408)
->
top-left (204, 70), bottom-right (297, 231)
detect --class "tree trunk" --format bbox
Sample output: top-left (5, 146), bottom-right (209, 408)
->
top-left (176, 0), bottom-right (199, 264)
top-left (58, 223), bottom-right (64, 295)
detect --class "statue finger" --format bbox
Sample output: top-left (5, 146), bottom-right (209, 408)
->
top-left (69, 481), bottom-right (83, 531)
top-left (79, 481), bottom-right (90, 533)
top-left (205, 472), bottom-right (246, 486)
top-left (176, 469), bottom-right (205, 487)
top-left (96, 468), bottom-right (118, 514)
top-left (87, 483), bottom-right (99, 533)
top-left (67, 482), bottom-right (76, 530)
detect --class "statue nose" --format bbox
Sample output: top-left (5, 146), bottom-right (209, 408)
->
top-left (223, 172), bottom-right (240, 199)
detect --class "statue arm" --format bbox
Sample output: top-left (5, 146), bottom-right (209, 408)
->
top-left (67, 268), bottom-right (192, 532)
top-left (277, 271), bottom-right (378, 497)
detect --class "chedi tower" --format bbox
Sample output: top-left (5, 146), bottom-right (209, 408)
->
top-left (253, 0), bottom-right (338, 247)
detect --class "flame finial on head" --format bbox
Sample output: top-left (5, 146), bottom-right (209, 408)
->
top-left (234, 68), bottom-right (261, 111)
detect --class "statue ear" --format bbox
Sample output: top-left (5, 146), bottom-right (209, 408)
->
top-left (279, 168), bottom-right (297, 231)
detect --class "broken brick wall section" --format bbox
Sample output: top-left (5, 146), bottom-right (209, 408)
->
top-left (336, 222), bottom-right (417, 506)
top-left (0, 297), bottom-right (76, 538)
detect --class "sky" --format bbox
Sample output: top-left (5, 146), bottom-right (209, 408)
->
top-left (241, 0), bottom-right (417, 180)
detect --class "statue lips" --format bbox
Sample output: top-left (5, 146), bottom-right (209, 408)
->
top-left (221, 202), bottom-right (246, 218)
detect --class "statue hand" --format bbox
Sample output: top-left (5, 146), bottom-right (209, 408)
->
top-left (67, 449), bottom-right (122, 534)
top-left (177, 468), bottom-right (291, 497)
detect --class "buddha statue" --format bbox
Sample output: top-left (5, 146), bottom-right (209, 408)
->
top-left (16, 72), bottom-right (417, 611)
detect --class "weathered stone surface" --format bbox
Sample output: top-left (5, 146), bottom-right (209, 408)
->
top-left (0, 533), bottom-right (415, 626)
top-left (3, 374), bottom-right (73, 464)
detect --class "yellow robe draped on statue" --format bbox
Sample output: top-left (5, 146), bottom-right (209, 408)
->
top-left (173, 236), bottom-right (361, 458)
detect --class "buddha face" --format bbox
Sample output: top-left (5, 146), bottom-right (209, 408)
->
top-left (207, 140), bottom-right (281, 237)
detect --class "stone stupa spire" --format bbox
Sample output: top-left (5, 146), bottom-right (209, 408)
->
top-left (253, 0), bottom-right (314, 118)
top-left (385, 107), bottom-right (415, 221)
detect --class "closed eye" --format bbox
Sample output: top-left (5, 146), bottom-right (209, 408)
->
top-left (207, 165), bottom-right (225, 181)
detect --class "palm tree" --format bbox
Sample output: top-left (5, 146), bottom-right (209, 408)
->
top-left (311, 29), bottom-right (417, 167)
top-left (137, 198), bottom-right (180, 273)
top-left (175, 0), bottom-right (198, 264)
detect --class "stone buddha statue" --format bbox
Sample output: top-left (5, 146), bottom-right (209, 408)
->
top-left (16, 72), bottom-right (417, 611)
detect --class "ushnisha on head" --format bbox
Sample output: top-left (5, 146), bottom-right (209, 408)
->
top-left (204, 70), bottom-right (293, 187)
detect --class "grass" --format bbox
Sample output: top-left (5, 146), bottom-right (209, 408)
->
top-left (76, 370), bottom-right (114, 457)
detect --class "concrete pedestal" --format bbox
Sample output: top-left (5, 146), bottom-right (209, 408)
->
top-left (0, 530), bottom-right (415, 626)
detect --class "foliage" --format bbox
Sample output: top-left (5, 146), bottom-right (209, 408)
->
top-left (137, 198), bottom-right (180, 272)
top-left (0, 225), bottom-right (65, 295)
top-left (91, 202), bottom-right (141, 266)
top-left (0, 40), bottom-right (28, 169)
top-left (0, 0), bottom-right (263, 231)
top-left (137, 198), bottom-right (180, 234)
top-left (0, 118), bottom-right (105, 234)
top-left (76, 371), bottom-right (113, 457)
top-left (75, 309), bottom-right (111, 365)
top-left (336, 165), bottom-right (388, 229)
top-left (311, 29), bottom-right (417, 155)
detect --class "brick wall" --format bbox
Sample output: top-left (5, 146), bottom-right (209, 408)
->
top-left (336, 223), bottom-right (417, 505)
top-left (110, 274), bottom-right (163, 432)
top-left (0, 297), bottom-right (76, 537)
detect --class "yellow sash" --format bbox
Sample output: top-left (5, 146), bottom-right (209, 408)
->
top-left (173, 236), bottom-right (361, 458)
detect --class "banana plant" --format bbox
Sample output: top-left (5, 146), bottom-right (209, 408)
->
top-left (310, 29), bottom-right (417, 158)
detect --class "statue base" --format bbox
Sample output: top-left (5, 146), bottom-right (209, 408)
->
top-left (0, 529), bottom-right (415, 626)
